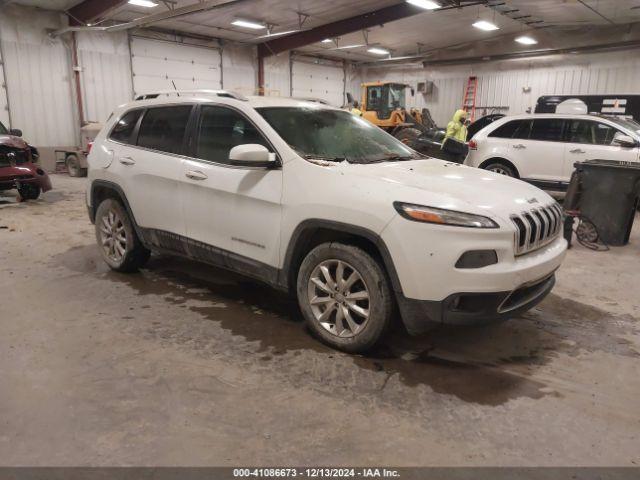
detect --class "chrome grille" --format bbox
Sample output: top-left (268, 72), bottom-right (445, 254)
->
top-left (511, 203), bottom-right (563, 256)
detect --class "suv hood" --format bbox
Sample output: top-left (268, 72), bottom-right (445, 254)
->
top-left (344, 158), bottom-right (554, 220)
top-left (0, 134), bottom-right (28, 149)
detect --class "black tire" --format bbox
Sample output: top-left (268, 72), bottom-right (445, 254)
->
top-left (95, 198), bottom-right (150, 272)
top-left (296, 242), bottom-right (394, 353)
top-left (394, 127), bottom-right (422, 146)
top-left (66, 154), bottom-right (86, 177)
top-left (17, 183), bottom-right (41, 200)
top-left (482, 160), bottom-right (517, 177)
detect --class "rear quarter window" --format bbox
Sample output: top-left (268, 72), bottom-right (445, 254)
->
top-left (109, 109), bottom-right (143, 144)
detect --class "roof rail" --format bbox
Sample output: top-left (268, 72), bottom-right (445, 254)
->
top-left (134, 90), bottom-right (248, 101)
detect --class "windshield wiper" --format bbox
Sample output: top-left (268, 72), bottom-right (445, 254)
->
top-left (301, 154), bottom-right (346, 162)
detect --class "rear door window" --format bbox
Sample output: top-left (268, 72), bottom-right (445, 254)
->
top-left (513, 120), bottom-right (532, 139)
top-left (137, 105), bottom-right (193, 154)
top-left (488, 120), bottom-right (523, 138)
top-left (194, 106), bottom-right (270, 163)
top-left (529, 118), bottom-right (566, 142)
top-left (109, 109), bottom-right (143, 144)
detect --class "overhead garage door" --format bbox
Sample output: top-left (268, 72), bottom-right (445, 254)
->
top-left (291, 57), bottom-right (345, 107)
top-left (130, 37), bottom-right (221, 97)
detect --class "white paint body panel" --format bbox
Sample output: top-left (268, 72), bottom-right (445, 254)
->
top-left (88, 95), bottom-right (567, 303)
top-left (466, 114), bottom-right (640, 183)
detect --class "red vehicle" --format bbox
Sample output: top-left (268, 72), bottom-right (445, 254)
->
top-left (0, 121), bottom-right (51, 200)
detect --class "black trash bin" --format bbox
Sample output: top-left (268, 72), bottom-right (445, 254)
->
top-left (566, 160), bottom-right (640, 246)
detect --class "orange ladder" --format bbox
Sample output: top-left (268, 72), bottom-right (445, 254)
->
top-left (462, 76), bottom-right (478, 122)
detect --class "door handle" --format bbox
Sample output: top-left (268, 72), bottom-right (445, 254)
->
top-left (512, 144), bottom-right (526, 149)
top-left (119, 156), bottom-right (135, 165)
top-left (570, 148), bottom-right (586, 154)
top-left (185, 170), bottom-right (208, 180)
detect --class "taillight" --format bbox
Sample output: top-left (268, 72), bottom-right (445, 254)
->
top-left (86, 142), bottom-right (93, 154)
top-left (468, 139), bottom-right (478, 150)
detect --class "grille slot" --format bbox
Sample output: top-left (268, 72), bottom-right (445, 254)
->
top-left (511, 203), bottom-right (563, 256)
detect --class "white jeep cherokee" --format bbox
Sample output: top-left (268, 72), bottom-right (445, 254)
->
top-left (87, 90), bottom-right (567, 352)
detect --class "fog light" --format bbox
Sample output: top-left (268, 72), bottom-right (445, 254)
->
top-left (455, 250), bottom-right (498, 269)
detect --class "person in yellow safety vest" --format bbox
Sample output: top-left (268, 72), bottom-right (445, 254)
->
top-left (350, 101), bottom-right (363, 117)
top-left (445, 109), bottom-right (469, 142)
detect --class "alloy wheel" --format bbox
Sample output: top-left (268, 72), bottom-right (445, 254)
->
top-left (307, 259), bottom-right (370, 338)
top-left (489, 165), bottom-right (511, 176)
top-left (99, 209), bottom-right (127, 263)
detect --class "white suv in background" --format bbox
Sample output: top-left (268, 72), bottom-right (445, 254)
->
top-left (87, 91), bottom-right (567, 352)
top-left (465, 114), bottom-right (640, 189)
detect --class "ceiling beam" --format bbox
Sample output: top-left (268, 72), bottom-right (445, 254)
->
top-left (67, 0), bottom-right (128, 26)
top-left (257, 1), bottom-right (486, 57)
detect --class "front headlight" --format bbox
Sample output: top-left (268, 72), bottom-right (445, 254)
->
top-left (393, 202), bottom-right (499, 228)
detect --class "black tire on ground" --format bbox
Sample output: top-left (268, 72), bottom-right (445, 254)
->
top-left (66, 154), bottom-right (86, 177)
top-left (296, 242), bottom-right (394, 353)
top-left (482, 160), bottom-right (517, 177)
top-left (394, 127), bottom-right (422, 146)
top-left (94, 198), bottom-right (150, 273)
top-left (17, 183), bottom-right (41, 200)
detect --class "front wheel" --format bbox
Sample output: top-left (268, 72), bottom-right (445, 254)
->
top-left (17, 183), bottom-right (41, 200)
top-left (482, 161), bottom-right (517, 177)
top-left (95, 199), bottom-right (150, 272)
top-left (296, 243), bottom-right (394, 353)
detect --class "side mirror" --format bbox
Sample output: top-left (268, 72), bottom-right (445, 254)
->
top-left (9, 128), bottom-right (22, 137)
top-left (613, 134), bottom-right (637, 148)
top-left (229, 144), bottom-right (276, 167)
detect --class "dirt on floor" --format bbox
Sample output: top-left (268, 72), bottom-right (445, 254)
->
top-left (1, 174), bottom-right (639, 466)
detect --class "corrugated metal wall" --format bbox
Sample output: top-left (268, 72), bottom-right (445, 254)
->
top-left (363, 50), bottom-right (640, 127)
top-left (0, 41), bottom-right (10, 128)
top-left (77, 31), bottom-right (133, 123)
top-left (0, 5), bottom-right (78, 146)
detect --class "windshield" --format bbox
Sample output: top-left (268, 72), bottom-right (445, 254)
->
top-left (610, 117), bottom-right (640, 137)
top-left (257, 107), bottom-right (421, 164)
top-left (0, 121), bottom-right (7, 135)
top-left (388, 84), bottom-right (406, 110)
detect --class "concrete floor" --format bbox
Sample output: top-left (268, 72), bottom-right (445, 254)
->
top-left (1, 174), bottom-right (639, 466)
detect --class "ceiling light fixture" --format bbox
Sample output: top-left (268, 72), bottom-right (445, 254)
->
top-left (321, 39), bottom-right (333, 43)
top-left (231, 19), bottom-right (266, 30)
top-left (367, 47), bottom-right (390, 55)
top-left (128, 0), bottom-right (159, 7)
top-left (406, 0), bottom-right (441, 9)
top-left (257, 30), bottom-right (300, 39)
top-left (334, 44), bottom-right (366, 50)
top-left (515, 35), bottom-right (538, 45)
top-left (472, 20), bottom-right (499, 31)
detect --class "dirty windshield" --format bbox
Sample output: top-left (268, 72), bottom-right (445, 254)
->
top-left (257, 107), bottom-right (421, 164)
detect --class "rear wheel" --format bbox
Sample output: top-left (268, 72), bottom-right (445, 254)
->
top-left (66, 154), bottom-right (87, 177)
top-left (482, 160), bottom-right (517, 177)
top-left (95, 199), bottom-right (150, 272)
top-left (296, 243), bottom-right (393, 353)
top-left (17, 183), bottom-right (41, 200)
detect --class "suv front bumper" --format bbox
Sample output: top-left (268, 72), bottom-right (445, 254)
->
top-left (397, 273), bottom-right (556, 333)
